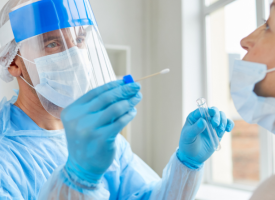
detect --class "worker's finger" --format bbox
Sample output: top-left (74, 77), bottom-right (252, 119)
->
top-left (87, 83), bottom-right (141, 112)
top-left (95, 93), bottom-right (142, 127)
top-left (186, 109), bottom-right (202, 125)
top-left (216, 111), bottom-right (227, 139)
top-left (225, 119), bottom-right (235, 132)
top-left (209, 107), bottom-right (220, 128)
top-left (182, 118), bottom-right (207, 144)
top-left (73, 80), bottom-right (125, 104)
top-left (99, 108), bottom-right (137, 139)
top-left (75, 97), bottom-right (139, 130)
top-left (72, 108), bottom-right (137, 141)
top-left (62, 80), bottom-right (127, 121)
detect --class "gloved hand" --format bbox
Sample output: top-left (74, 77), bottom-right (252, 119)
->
top-left (178, 107), bottom-right (234, 169)
top-left (61, 80), bottom-right (142, 186)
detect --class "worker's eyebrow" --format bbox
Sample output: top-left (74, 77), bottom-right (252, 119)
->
top-left (271, 2), bottom-right (275, 9)
top-left (43, 36), bottom-right (63, 43)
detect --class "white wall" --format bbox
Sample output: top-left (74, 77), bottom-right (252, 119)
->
top-left (0, 79), bottom-right (19, 101)
top-left (148, 0), bottom-right (184, 175)
top-left (0, 0), bottom-right (9, 10)
top-left (144, 0), bottom-right (204, 175)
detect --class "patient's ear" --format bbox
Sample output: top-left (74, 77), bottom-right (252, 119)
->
top-left (8, 55), bottom-right (22, 77)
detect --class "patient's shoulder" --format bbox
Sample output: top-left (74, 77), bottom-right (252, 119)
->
top-left (250, 175), bottom-right (275, 200)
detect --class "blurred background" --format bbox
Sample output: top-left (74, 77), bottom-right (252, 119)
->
top-left (0, 0), bottom-right (275, 199)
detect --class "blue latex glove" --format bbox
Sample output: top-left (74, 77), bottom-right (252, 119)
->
top-left (178, 107), bottom-right (235, 169)
top-left (61, 80), bottom-right (142, 186)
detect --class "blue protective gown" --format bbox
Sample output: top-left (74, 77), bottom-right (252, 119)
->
top-left (0, 95), bottom-right (203, 200)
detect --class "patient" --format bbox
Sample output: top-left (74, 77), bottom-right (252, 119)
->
top-left (232, 1), bottom-right (275, 199)
top-left (241, 3), bottom-right (275, 98)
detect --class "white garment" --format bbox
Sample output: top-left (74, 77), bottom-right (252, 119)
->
top-left (39, 151), bottom-right (204, 200)
top-left (250, 175), bottom-right (275, 200)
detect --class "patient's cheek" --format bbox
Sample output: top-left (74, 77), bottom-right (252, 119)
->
top-left (242, 37), bottom-right (275, 63)
top-left (242, 48), bottom-right (267, 64)
top-left (253, 81), bottom-right (273, 97)
top-left (253, 82), bottom-right (262, 96)
top-left (254, 74), bottom-right (275, 98)
top-left (242, 48), bottom-right (260, 63)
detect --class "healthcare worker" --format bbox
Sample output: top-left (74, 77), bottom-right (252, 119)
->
top-left (230, 1), bottom-right (275, 199)
top-left (0, 0), bottom-right (234, 199)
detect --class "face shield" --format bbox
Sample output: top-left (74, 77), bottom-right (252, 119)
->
top-left (8, 0), bottom-right (116, 118)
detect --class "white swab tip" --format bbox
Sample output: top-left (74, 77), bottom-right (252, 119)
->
top-left (160, 69), bottom-right (170, 74)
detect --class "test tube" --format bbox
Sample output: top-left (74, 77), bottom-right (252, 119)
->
top-left (196, 98), bottom-right (221, 151)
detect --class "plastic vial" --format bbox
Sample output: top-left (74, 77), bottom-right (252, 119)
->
top-left (196, 98), bottom-right (221, 151)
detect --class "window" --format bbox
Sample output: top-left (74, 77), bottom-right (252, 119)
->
top-left (202, 0), bottom-right (275, 191)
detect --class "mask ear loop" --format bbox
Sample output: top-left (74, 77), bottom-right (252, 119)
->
top-left (17, 54), bottom-right (35, 64)
top-left (266, 68), bottom-right (275, 73)
top-left (16, 54), bottom-right (36, 89)
top-left (20, 74), bottom-right (35, 89)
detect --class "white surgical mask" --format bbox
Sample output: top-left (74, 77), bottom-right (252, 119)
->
top-left (19, 47), bottom-right (92, 108)
top-left (230, 60), bottom-right (275, 134)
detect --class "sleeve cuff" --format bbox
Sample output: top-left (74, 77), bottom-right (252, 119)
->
top-left (176, 149), bottom-right (204, 170)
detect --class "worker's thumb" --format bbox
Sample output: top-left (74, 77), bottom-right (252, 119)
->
top-left (182, 118), bottom-right (207, 144)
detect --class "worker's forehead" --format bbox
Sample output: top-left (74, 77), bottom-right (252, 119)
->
top-left (42, 29), bottom-right (71, 37)
top-left (42, 27), bottom-right (86, 38)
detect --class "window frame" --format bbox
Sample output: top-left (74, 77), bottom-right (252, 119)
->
top-left (201, 0), bottom-right (275, 191)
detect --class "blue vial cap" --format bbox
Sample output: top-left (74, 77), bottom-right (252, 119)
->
top-left (123, 75), bottom-right (135, 84)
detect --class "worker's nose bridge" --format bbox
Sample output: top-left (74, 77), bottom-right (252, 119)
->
top-left (60, 27), bottom-right (88, 50)
top-left (62, 29), bottom-right (79, 49)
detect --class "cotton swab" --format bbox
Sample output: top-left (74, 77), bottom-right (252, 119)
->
top-left (135, 69), bottom-right (170, 82)
top-left (123, 69), bottom-right (170, 84)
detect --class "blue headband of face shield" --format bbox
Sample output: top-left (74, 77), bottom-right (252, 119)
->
top-left (9, 0), bottom-right (97, 43)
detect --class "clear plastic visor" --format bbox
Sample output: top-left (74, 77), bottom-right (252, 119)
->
top-left (18, 25), bottom-right (116, 118)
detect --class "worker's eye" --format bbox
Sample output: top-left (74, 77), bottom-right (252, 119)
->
top-left (46, 42), bottom-right (58, 48)
top-left (76, 37), bottom-right (85, 44)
